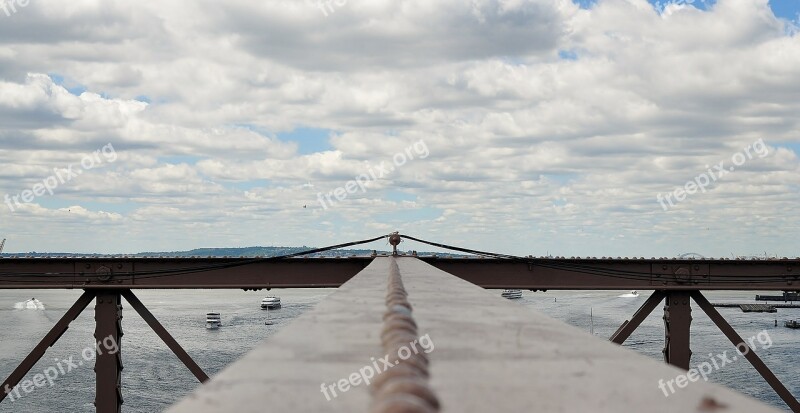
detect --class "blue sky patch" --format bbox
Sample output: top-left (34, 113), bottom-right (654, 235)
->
top-left (542, 173), bottom-right (576, 185)
top-left (48, 73), bottom-right (87, 96)
top-left (770, 0), bottom-right (800, 21)
top-left (235, 125), bottom-right (336, 155)
top-left (227, 180), bottom-right (271, 190)
top-left (277, 127), bottom-right (336, 154)
top-left (572, 0), bottom-right (596, 9)
top-left (558, 50), bottom-right (578, 60)
top-left (573, 0), bottom-right (799, 17)
top-left (649, 0), bottom-right (717, 12)
top-left (775, 142), bottom-right (800, 155)
top-left (38, 198), bottom-right (138, 214)
top-left (384, 190), bottom-right (418, 203)
top-left (157, 155), bottom-right (204, 165)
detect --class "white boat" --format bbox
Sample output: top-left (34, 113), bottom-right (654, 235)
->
top-left (261, 296), bottom-right (281, 309)
top-left (618, 290), bottom-right (639, 298)
top-left (14, 298), bottom-right (45, 310)
top-left (501, 289), bottom-right (523, 299)
top-left (206, 312), bottom-right (221, 329)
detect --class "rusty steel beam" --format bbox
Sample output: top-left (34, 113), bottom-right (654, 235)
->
top-left (94, 291), bottom-right (123, 413)
top-left (691, 291), bottom-right (800, 413)
top-left (0, 290), bottom-right (96, 403)
top-left (663, 292), bottom-right (692, 370)
top-left (0, 258), bottom-right (370, 289)
top-left (121, 290), bottom-right (209, 383)
top-left (0, 257), bottom-right (797, 290)
top-left (610, 290), bottom-right (666, 344)
top-left (426, 258), bottom-right (800, 291)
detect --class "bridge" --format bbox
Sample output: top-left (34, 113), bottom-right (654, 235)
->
top-left (0, 233), bottom-right (798, 412)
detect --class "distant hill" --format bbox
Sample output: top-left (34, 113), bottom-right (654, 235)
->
top-left (136, 246), bottom-right (322, 257)
top-left (133, 246), bottom-right (396, 258)
top-left (0, 246), bottom-right (466, 258)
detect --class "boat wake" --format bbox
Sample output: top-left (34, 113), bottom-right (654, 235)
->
top-left (14, 298), bottom-right (45, 310)
top-left (618, 291), bottom-right (639, 298)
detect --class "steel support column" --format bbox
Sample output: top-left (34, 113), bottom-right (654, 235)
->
top-left (94, 291), bottom-right (123, 413)
top-left (663, 291), bottom-right (692, 370)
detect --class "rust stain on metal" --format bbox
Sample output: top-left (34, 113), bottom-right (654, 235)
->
top-left (370, 258), bottom-right (440, 413)
top-left (698, 396), bottom-right (729, 411)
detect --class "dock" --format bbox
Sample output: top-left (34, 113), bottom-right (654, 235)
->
top-left (756, 292), bottom-right (799, 302)
top-left (712, 303), bottom-right (800, 312)
top-left (740, 304), bottom-right (778, 313)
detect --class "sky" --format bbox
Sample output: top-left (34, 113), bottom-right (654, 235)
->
top-left (0, 0), bottom-right (798, 257)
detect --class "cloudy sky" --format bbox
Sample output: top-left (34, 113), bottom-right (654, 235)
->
top-left (0, 0), bottom-right (798, 257)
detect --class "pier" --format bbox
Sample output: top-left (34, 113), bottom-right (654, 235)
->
top-left (756, 292), bottom-right (799, 302)
top-left (712, 303), bottom-right (800, 312)
top-left (0, 234), bottom-right (799, 412)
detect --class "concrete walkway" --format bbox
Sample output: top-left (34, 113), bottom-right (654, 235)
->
top-left (168, 257), bottom-right (783, 412)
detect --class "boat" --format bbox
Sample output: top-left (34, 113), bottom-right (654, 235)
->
top-left (15, 298), bottom-right (45, 310)
top-left (206, 312), bottom-right (221, 329)
top-left (501, 289), bottom-right (523, 299)
top-left (618, 290), bottom-right (639, 298)
top-left (261, 296), bottom-right (281, 309)
top-left (786, 320), bottom-right (800, 329)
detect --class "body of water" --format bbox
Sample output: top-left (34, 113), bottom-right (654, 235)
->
top-left (0, 289), bottom-right (797, 412)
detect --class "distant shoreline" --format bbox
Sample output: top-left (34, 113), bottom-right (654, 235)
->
top-left (0, 246), bottom-right (467, 258)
